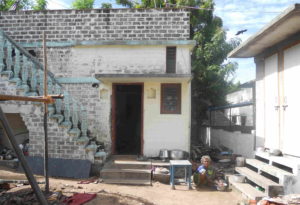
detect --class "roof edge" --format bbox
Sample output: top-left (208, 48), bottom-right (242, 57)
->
top-left (228, 4), bottom-right (300, 58)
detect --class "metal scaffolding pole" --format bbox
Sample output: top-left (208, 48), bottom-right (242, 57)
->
top-left (0, 107), bottom-right (48, 205)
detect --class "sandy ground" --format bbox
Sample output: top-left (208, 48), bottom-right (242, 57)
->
top-left (0, 166), bottom-right (244, 205)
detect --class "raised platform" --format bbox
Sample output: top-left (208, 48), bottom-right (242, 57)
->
top-left (100, 155), bottom-right (169, 185)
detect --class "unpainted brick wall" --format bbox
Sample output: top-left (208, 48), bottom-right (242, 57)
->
top-left (0, 77), bottom-right (88, 160)
top-left (0, 8), bottom-right (190, 42)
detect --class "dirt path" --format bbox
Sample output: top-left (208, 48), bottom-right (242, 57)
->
top-left (0, 166), bottom-right (244, 205)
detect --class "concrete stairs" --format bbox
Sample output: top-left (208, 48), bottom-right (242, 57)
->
top-left (228, 151), bottom-right (300, 201)
top-left (100, 155), bottom-right (152, 185)
top-left (0, 30), bottom-right (102, 163)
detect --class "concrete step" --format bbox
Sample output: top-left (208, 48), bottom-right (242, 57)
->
top-left (236, 167), bottom-right (284, 197)
top-left (110, 155), bottom-right (137, 160)
top-left (110, 160), bottom-right (152, 169)
top-left (102, 178), bottom-right (151, 185)
top-left (246, 158), bottom-right (294, 184)
top-left (228, 175), bottom-right (266, 201)
top-left (255, 152), bottom-right (300, 175)
top-left (100, 168), bottom-right (152, 181)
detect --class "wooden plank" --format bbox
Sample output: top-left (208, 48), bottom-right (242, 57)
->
top-left (236, 167), bottom-right (283, 197)
top-left (228, 175), bottom-right (266, 201)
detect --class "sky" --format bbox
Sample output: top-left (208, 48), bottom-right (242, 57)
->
top-left (46, 0), bottom-right (300, 83)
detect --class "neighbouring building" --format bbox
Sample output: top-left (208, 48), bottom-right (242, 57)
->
top-left (209, 81), bottom-right (255, 158)
top-left (229, 4), bottom-right (300, 194)
top-left (0, 8), bottom-right (195, 166)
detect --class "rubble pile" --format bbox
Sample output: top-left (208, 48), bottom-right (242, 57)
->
top-left (0, 188), bottom-right (67, 205)
top-left (0, 139), bottom-right (29, 161)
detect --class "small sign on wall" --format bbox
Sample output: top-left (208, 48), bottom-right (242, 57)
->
top-left (147, 88), bottom-right (156, 99)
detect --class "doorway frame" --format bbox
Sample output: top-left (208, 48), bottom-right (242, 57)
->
top-left (111, 83), bottom-right (144, 155)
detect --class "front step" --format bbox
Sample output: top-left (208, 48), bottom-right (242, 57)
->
top-left (236, 167), bottom-right (283, 197)
top-left (102, 179), bottom-right (151, 185)
top-left (109, 160), bottom-right (152, 169)
top-left (227, 175), bottom-right (266, 201)
top-left (100, 156), bottom-right (152, 185)
top-left (246, 158), bottom-right (294, 184)
top-left (101, 168), bottom-right (152, 185)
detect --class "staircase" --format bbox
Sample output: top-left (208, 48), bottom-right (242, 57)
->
top-left (0, 30), bottom-right (100, 162)
top-left (100, 155), bottom-right (152, 185)
top-left (228, 151), bottom-right (300, 201)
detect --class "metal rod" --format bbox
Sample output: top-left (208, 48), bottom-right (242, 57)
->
top-left (0, 107), bottom-right (48, 205)
top-left (0, 94), bottom-right (60, 103)
top-left (43, 31), bottom-right (49, 194)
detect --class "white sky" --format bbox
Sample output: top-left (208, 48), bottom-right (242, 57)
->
top-left (46, 0), bottom-right (300, 83)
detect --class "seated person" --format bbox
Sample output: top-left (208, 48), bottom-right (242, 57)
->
top-left (193, 155), bottom-right (227, 190)
top-left (193, 155), bottom-right (215, 186)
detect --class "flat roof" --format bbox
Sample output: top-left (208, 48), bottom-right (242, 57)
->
top-left (228, 4), bottom-right (300, 58)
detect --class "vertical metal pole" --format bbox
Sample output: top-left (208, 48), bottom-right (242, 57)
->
top-left (0, 107), bottom-right (48, 205)
top-left (43, 31), bottom-right (49, 194)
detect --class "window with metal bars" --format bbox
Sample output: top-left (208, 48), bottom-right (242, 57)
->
top-left (166, 47), bottom-right (176, 73)
top-left (161, 83), bottom-right (181, 114)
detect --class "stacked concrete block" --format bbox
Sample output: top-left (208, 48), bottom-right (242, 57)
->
top-left (0, 9), bottom-right (190, 42)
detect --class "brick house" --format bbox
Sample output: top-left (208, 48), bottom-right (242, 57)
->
top-left (0, 9), bottom-right (195, 166)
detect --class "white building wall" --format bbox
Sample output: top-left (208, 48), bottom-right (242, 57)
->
top-left (48, 45), bottom-right (191, 77)
top-left (255, 59), bottom-right (265, 148)
top-left (46, 45), bottom-right (192, 155)
top-left (282, 44), bottom-right (300, 157)
top-left (264, 54), bottom-right (280, 150)
top-left (143, 81), bottom-right (191, 156)
top-left (226, 87), bottom-right (252, 104)
top-left (210, 129), bottom-right (255, 158)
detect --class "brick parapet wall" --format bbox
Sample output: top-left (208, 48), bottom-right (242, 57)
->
top-left (0, 8), bottom-right (190, 42)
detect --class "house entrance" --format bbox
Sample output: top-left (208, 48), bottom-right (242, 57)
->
top-left (112, 84), bottom-right (143, 155)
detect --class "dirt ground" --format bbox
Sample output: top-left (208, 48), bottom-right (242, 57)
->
top-left (0, 166), bottom-right (244, 205)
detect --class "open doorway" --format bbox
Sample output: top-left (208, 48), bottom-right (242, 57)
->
top-left (112, 84), bottom-right (143, 155)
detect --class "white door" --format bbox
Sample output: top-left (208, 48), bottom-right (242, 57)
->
top-left (264, 54), bottom-right (280, 150)
top-left (282, 45), bottom-right (300, 157)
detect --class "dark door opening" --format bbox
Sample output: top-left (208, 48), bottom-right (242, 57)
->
top-left (114, 84), bottom-right (142, 155)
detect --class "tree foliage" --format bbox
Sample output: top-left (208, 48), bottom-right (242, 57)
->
top-left (101, 2), bottom-right (112, 8)
top-left (71, 0), bottom-right (94, 9)
top-left (0, 0), bottom-right (32, 11)
top-left (32, 0), bottom-right (47, 10)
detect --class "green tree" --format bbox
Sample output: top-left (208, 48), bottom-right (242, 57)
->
top-left (101, 2), bottom-right (112, 8)
top-left (0, 0), bottom-right (32, 11)
top-left (71, 0), bottom-right (94, 9)
top-left (116, 0), bottom-right (240, 138)
top-left (32, 0), bottom-right (47, 10)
